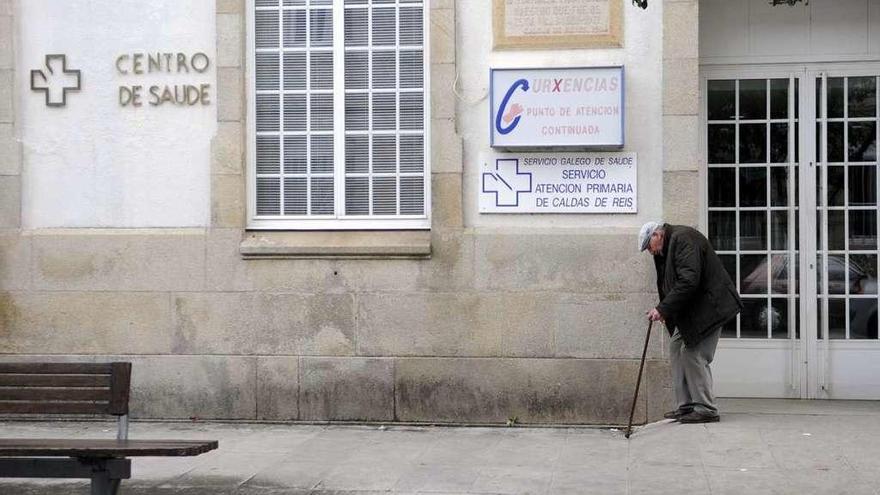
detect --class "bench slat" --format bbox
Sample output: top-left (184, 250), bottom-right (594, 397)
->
top-left (0, 363), bottom-right (113, 375)
top-left (0, 439), bottom-right (219, 457)
top-left (0, 402), bottom-right (108, 415)
top-left (0, 389), bottom-right (110, 401)
top-left (0, 375), bottom-right (111, 388)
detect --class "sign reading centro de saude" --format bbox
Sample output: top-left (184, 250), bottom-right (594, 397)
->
top-left (479, 151), bottom-right (637, 213)
top-left (490, 66), bottom-right (624, 149)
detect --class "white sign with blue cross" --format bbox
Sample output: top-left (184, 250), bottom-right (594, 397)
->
top-left (479, 151), bottom-right (637, 213)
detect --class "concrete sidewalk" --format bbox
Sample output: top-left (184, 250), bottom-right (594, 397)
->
top-left (1, 399), bottom-right (880, 494)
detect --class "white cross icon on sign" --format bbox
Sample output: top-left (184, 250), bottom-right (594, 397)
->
top-left (482, 158), bottom-right (532, 207)
top-left (30, 54), bottom-right (82, 107)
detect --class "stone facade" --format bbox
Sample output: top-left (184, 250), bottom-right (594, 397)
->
top-left (0, 0), bottom-right (698, 425)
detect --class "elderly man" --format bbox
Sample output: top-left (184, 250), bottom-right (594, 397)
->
top-left (639, 221), bottom-right (742, 424)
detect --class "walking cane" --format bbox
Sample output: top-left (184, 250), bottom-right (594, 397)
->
top-left (625, 319), bottom-right (653, 439)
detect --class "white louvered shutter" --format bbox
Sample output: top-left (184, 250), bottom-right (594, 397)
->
top-left (253, 0), bottom-right (427, 227)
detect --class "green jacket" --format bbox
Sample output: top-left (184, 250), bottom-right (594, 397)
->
top-left (653, 224), bottom-right (742, 347)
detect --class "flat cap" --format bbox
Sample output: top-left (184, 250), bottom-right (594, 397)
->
top-left (638, 221), bottom-right (663, 252)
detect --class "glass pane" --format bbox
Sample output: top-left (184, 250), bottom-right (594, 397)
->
top-left (345, 135), bottom-right (368, 173)
top-left (310, 9), bottom-right (333, 47)
top-left (740, 211), bottom-right (768, 251)
top-left (282, 10), bottom-right (306, 48)
top-left (372, 176), bottom-right (396, 215)
top-left (828, 210), bottom-right (846, 250)
top-left (283, 94), bottom-right (306, 132)
top-left (770, 79), bottom-right (789, 119)
top-left (741, 299), bottom-right (769, 337)
top-left (708, 168), bottom-right (735, 207)
top-left (849, 166), bottom-right (876, 206)
top-left (770, 298), bottom-right (789, 338)
top-left (827, 122), bottom-right (844, 162)
top-left (849, 254), bottom-right (878, 295)
top-left (310, 51), bottom-right (333, 90)
top-left (310, 135), bottom-right (333, 173)
top-left (739, 79), bottom-right (767, 120)
top-left (828, 254), bottom-right (846, 295)
top-left (255, 53), bottom-right (280, 91)
top-left (256, 135), bottom-right (281, 175)
top-left (400, 92), bottom-right (424, 130)
top-left (770, 123), bottom-right (789, 163)
top-left (283, 135), bottom-right (306, 174)
top-left (257, 94), bottom-right (281, 132)
top-left (400, 135), bottom-right (424, 173)
top-left (372, 51), bottom-right (396, 89)
top-left (850, 210), bottom-right (877, 250)
top-left (850, 298), bottom-right (878, 339)
top-left (372, 7), bottom-right (396, 46)
top-left (345, 93), bottom-right (368, 130)
top-left (708, 80), bottom-right (735, 120)
top-left (344, 8), bottom-right (368, 46)
top-left (399, 6), bottom-right (424, 45)
top-left (310, 94), bottom-right (333, 131)
top-left (709, 211), bottom-right (736, 251)
top-left (740, 167), bottom-right (767, 207)
top-left (741, 254), bottom-right (768, 294)
top-left (400, 50), bottom-right (423, 88)
top-left (740, 124), bottom-right (767, 163)
top-left (771, 211), bottom-right (788, 250)
top-left (256, 11), bottom-right (281, 49)
top-left (256, 177), bottom-right (280, 215)
top-left (345, 176), bottom-right (369, 215)
top-left (848, 122), bottom-right (877, 162)
top-left (771, 254), bottom-right (790, 294)
top-left (345, 51), bottom-right (368, 89)
top-left (283, 52), bottom-right (306, 90)
top-left (708, 125), bottom-right (735, 164)
top-left (372, 135), bottom-right (396, 173)
top-left (828, 298), bottom-right (846, 339)
top-left (372, 93), bottom-right (396, 130)
top-left (770, 167), bottom-right (788, 206)
top-left (827, 77), bottom-right (844, 119)
top-left (283, 178), bottom-right (307, 215)
top-left (848, 76), bottom-right (876, 118)
top-left (827, 166), bottom-right (845, 206)
top-left (400, 176), bottom-right (424, 215)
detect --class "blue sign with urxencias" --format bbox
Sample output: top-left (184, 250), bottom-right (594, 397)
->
top-left (490, 66), bottom-right (624, 149)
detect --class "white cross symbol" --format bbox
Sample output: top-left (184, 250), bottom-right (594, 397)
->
top-left (30, 54), bottom-right (82, 107)
top-left (482, 158), bottom-right (532, 207)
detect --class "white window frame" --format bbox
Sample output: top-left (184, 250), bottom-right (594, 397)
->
top-left (246, 0), bottom-right (431, 230)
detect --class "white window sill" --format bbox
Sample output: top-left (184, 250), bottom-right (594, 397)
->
top-left (239, 230), bottom-right (432, 259)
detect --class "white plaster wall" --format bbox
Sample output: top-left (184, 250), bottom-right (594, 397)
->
top-left (700, 0), bottom-right (880, 64)
top-left (457, 0), bottom-right (664, 229)
top-left (18, 0), bottom-right (216, 228)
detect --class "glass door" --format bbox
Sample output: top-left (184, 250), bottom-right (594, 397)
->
top-left (704, 66), bottom-right (880, 400)
top-left (704, 72), bottom-right (802, 398)
top-left (814, 71), bottom-right (880, 399)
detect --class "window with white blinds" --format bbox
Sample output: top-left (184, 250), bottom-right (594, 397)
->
top-left (250, 0), bottom-right (429, 229)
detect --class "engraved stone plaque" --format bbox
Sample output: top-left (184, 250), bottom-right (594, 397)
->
top-left (493, 0), bottom-right (622, 49)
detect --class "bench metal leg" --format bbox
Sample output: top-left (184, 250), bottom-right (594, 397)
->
top-left (88, 460), bottom-right (124, 495)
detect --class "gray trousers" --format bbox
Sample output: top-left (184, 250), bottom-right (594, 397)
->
top-left (669, 326), bottom-right (722, 416)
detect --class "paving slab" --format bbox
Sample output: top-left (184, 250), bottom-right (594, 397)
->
top-left (0, 399), bottom-right (879, 494)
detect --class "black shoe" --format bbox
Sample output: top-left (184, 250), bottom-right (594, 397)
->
top-left (663, 409), bottom-right (692, 420)
top-left (679, 411), bottom-right (720, 424)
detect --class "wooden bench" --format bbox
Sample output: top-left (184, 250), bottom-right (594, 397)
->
top-left (0, 362), bottom-right (218, 495)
